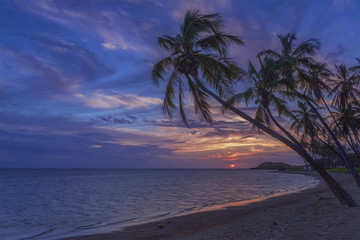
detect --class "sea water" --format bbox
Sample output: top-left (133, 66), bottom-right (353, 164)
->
top-left (0, 169), bottom-right (318, 240)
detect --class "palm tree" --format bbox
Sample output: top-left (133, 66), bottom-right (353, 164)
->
top-left (349, 58), bottom-right (360, 85)
top-left (291, 102), bottom-right (321, 137)
top-left (329, 64), bottom-right (360, 141)
top-left (296, 62), bottom-right (351, 161)
top-left (224, 57), bottom-right (345, 170)
top-left (328, 65), bottom-right (360, 169)
top-left (261, 33), bottom-right (360, 188)
top-left (298, 61), bottom-right (331, 103)
top-left (224, 57), bottom-right (293, 126)
top-left (152, 10), bottom-right (356, 206)
top-left (331, 106), bottom-right (360, 160)
top-left (152, 9), bottom-right (244, 126)
top-left (329, 64), bottom-right (360, 110)
top-left (290, 101), bottom-right (343, 162)
top-left (224, 57), bottom-right (308, 153)
top-left (257, 33), bottom-right (320, 79)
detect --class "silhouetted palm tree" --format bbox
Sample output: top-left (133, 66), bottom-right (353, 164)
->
top-left (327, 65), bottom-right (360, 173)
top-left (224, 57), bottom-right (309, 153)
top-left (152, 10), bottom-right (356, 206)
top-left (298, 61), bottom-right (331, 102)
top-left (152, 9), bottom-right (244, 126)
top-left (257, 33), bottom-right (320, 79)
top-left (225, 57), bottom-right (294, 128)
top-left (332, 107), bottom-right (360, 159)
top-left (291, 101), bottom-right (321, 137)
top-left (261, 33), bottom-right (360, 188)
top-left (329, 63), bottom-right (360, 145)
top-left (291, 102), bottom-right (343, 162)
top-left (329, 64), bottom-right (360, 109)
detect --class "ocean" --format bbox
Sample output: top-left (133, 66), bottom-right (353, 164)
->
top-left (0, 169), bottom-right (318, 240)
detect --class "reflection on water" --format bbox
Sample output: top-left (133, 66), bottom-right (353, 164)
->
top-left (0, 169), bottom-right (318, 239)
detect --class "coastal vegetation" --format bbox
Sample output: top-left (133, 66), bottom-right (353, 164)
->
top-left (251, 162), bottom-right (304, 171)
top-left (327, 168), bottom-right (360, 173)
top-left (152, 10), bottom-right (360, 207)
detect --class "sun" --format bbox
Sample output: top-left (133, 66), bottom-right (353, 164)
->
top-left (229, 164), bottom-right (236, 168)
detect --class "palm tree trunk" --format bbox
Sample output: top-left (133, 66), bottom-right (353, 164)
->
top-left (265, 106), bottom-right (340, 168)
top-left (264, 106), bottom-right (305, 149)
top-left (306, 99), bottom-right (360, 189)
top-left (345, 133), bottom-right (360, 162)
top-left (195, 82), bottom-right (356, 206)
top-left (265, 106), bottom-right (339, 168)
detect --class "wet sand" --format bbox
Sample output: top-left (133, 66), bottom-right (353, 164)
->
top-left (62, 172), bottom-right (360, 240)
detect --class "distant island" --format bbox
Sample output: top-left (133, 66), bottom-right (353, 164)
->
top-left (251, 162), bottom-right (304, 171)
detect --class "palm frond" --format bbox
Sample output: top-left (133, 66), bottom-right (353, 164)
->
top-left (178, 81), bottom-right (189, 127)
top-left (152, 57), bottom-right (173, 85)
top-left (187, 74), bottom-right (213, 124)
top-left (196, 33), bottom-right (243, 56)
top-left (161, 71), bottom-right (180, 117)
top-left (257, 49), bottom-right (281, 59)
top-left (195, 54), bottom-right (243, 98)
top-left (158, 35), bottom-right (182, 53)
top-left (153, 9), bottom-right (244, 125)
top-left (292, 39), bottom-right (320, 57)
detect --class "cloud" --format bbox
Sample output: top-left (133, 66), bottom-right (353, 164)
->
top-left (95, 116), bottom-right (135, 125)
top-left (0, 111), bottom-right (175, 168)
top-left (169, 0), bottom-right (233, 21)
top-left (3, 0), bottom-right (357, 169)
top-left (15, 0), bottom-right (164, 56)
top-left (326, 44), bottom-right (346, 63)
top-left (73, 91), bottom-right (163, 109)
top-left (102, 42), bottom-right (118, 50)
top-left (0, 37), bottom-right (114, 110)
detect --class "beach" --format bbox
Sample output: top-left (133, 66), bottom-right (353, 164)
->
top-left (62, 172), bottom-right (360, 240)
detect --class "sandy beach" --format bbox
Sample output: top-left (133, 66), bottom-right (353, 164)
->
top-left (62, 172), bottom-right (360, 240)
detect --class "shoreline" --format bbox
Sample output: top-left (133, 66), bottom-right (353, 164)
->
top-left (61, 171), bottom-right (360, 240)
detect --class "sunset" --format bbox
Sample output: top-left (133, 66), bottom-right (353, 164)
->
top-left (1, 0), bottom-right (360, 239)
top-left (2, 0), bottom-right (360, 169)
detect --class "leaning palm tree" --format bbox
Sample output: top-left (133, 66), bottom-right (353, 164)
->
top-left (261, 34), bottom-right (360, 188)
top-left (152, 9), bottom-right (244, 126)
top-left (224, 57), bottom-right (341, 172)
top-left (296, 62), bottom-right (352, 161)
top-left (224, 56), bottom-right (304, 149)
top-left (152, 10), bottom-right (356, 206)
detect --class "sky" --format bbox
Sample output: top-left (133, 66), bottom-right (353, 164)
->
top-left (1, 0), bottom-right (360, 168)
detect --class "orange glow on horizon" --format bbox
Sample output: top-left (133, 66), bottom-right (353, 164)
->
top-left (229, 164), bottom-right (236, 168)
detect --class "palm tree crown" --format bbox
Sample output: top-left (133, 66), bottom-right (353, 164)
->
top-left (225, 57), bottom-right (294, 128)
top-left (257, 33), bottom-right (320, 79)
top-left (298, 61), bottom-right (332, 102)
top-left (290, 101), bottom-right (322, 138)
top-left (328, 64), bottom-right (360, 109)
top-left (331, 106), bottom-right (355, 137)
top-left (152, 9), bottom-right (244, 126)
